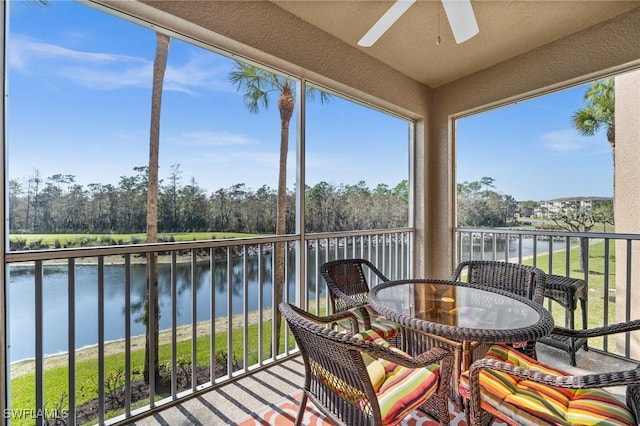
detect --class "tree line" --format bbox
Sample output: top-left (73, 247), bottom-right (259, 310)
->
top-left (8, 165), bottom-right (410, 235)
top-left (456, 177), bottom-right (519, 227)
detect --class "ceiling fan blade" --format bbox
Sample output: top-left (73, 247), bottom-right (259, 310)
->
top-left (358, 0), bottom-right (416, 47)
top-left (441, 0), bottom-right (479, 44)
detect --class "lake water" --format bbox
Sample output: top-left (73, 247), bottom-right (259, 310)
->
top-left (8, 254), bottom-right (303, 363)
top-left (7, 235), bottom-right (561, 362)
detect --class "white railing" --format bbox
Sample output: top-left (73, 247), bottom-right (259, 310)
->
top-left (456, 227), bottom-right (640, 360)
top-left (3, 229), bottom-right (412, 426)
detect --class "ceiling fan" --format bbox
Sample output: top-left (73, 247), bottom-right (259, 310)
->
top-left (358, 0), bottom-right (479, 47)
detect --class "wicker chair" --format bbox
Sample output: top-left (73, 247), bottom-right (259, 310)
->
top-left (279, 302), bottom-right (453, 426)
top-left (451, 260), bottom-right (546, 359)
top-left (461, 320), bottom-right (640, 426)
top-left (451, 260), bottom-right (546, 305)
top-left (320, 259), bottom-right (401, 344)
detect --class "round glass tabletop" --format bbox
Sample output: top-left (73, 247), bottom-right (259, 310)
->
top-left (369, 279), bottom-right (554, 343)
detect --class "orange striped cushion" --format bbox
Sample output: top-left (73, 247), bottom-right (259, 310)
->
top-left (353, 330), bottom-right (440, 425)
top-left (376, 362), bottom-right (439, 424)
top-left (459, 344), bottom-right (635, 426)
top-left (336, 305), bottom-right (401, 340)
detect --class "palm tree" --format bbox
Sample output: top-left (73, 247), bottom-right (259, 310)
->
top-left (228, 62), bottom-right (329, 354)
top-left (572, 78), bottom-right (615, 163)
top-left (144, 32), bottom-right (170, 385)
top-left (571, 77), bottom-right (615, 272)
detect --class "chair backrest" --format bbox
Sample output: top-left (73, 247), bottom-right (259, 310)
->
top-left (320, 258), bottom-right (389, 312)
top-left (278, 302), bottom-right (383, 424)
top-left (452, 260), bottom-right (546, 305)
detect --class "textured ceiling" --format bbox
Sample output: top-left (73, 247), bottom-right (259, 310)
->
top-left (272, 1), bottom-right (640, 88)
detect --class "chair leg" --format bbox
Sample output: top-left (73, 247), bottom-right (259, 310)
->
top-left (295, 392), bottom-right (309, 426)
top-left (581, 297), bottom-right (589, 351)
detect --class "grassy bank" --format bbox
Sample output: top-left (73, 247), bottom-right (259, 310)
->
top-left (9, 232), bottom-right (258, 251)
top-left (521, 239), bottom-right (615, 337)
top-left (9, 306), bottom-right (300, 426)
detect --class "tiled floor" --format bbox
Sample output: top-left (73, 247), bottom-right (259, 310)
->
top-left (131, 357), bottom-right (305, 426)
top-left (131, 343), bottom-right (636, 425)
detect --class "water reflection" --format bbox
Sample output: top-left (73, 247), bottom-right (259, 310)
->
top-left (8, 240), bottom-right (409, 362)
top-left (8, 253), bottom-right (303, 363)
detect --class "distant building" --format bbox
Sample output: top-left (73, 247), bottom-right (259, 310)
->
top-left (534, 196), bottom-right (612, 218)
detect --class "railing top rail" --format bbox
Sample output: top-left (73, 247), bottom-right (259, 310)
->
top-left (5, 234), bottom-right (298, 263)
top-left (456, 227), bottom-right (640, 241)
top-left (305, 227), bottom-right (413, 239)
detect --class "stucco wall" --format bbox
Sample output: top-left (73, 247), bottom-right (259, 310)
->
top-left (615, 71), bottom-right (640, 356)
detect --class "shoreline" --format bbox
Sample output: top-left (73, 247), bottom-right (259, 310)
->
top-left (10, 308), bottom-right (271, 378)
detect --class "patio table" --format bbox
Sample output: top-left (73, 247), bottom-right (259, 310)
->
top-left (369, 279), bottom-right (555, 404)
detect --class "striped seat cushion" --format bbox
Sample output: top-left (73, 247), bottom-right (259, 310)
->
top-left (336, 305), bottom-right (401, 340)
top-left (459, 344), bottom-right (635, 426)
top-left (353, 330), bottom-right (440, 425)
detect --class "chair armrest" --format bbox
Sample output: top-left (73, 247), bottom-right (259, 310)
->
top-left (357, 339), bottom-right (453, 371)
top-left (287, 303), bottom-right (361, 334)
top-left (551, 319), bottom-right (640, 339)
top-left (469, 357), bottom-right (640, 390)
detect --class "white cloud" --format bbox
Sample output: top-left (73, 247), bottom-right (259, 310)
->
top-left (9, 35), bottom-right (144, 70)
top-left (9, 35), bottom-right (232, 93)
top-left (164, 55), bottom-right (233, 94)
top-left (540, 128), bottom-right (602, 152)
top-left (170, 131), bottom-right (254, 147)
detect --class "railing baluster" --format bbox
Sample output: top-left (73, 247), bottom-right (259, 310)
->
top-left (227, 247), bottom-right (233, 377)
top-left (34, 260), bottom-right (43, 426)
top-left (148, 252), bottom-right (156, 408)
top-left (171, 252), bottom-right (177, 396)
top-left (98, 256), bottom-right (105, 425)
top-left (191, 251), bottom-right (197, 391)
top-left (565, 236), bottom-right (570, 276)
top-left (124, 254), bottom-right (132, 415)
top-left (67, 259), bottom-right (76, 426)
top-left (351, 235), bottom-right (356, 259)
top-left (547, 236), bottom-right (553, 273)
top-left (257, 244), bottom-right (264, 364)
top-left (313, 240), bottom-right (319, 316)
top-left (626, 239), bottom-right (632, 358)
top-left (243, 245), bottom-right (249, 369)
top-left (283, 243), bottom-right (290, 354)
top-left (209, 248), bottom-right (216, 381)
top-left (603, 239), bottom-right (610, 350)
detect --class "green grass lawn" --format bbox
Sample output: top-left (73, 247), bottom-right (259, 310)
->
top-left (522, 239), bottom-right (616, 350)
top-left (10, 319), bottom-right (297, 426)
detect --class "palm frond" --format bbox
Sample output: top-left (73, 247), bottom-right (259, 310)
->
top-left (572, 108), bottom-right (600, 136)
top-left (306, 87), bottom-right (332, 104)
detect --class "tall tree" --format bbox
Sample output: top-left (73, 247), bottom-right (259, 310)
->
top-left (550, 200), bottom-right (614, 272)
top-left (572, 78), bottom-right (615, 269)
top-left (573, 77), bottom-right (616, 197)
top-left (572, 78), bottom-right (615, 157)
top-left (228, 62), bottom-right (329, 355)
top-left (144, 32), bottom-right (170, 385)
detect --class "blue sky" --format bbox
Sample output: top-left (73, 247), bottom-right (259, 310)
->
top-left (456, 90), bottom-right (612, 201)
top-left (7, 0), bottom-right (612, 202)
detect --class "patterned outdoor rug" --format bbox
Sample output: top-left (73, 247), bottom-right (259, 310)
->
top-left (235, 390), bottom-right (471, 426)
